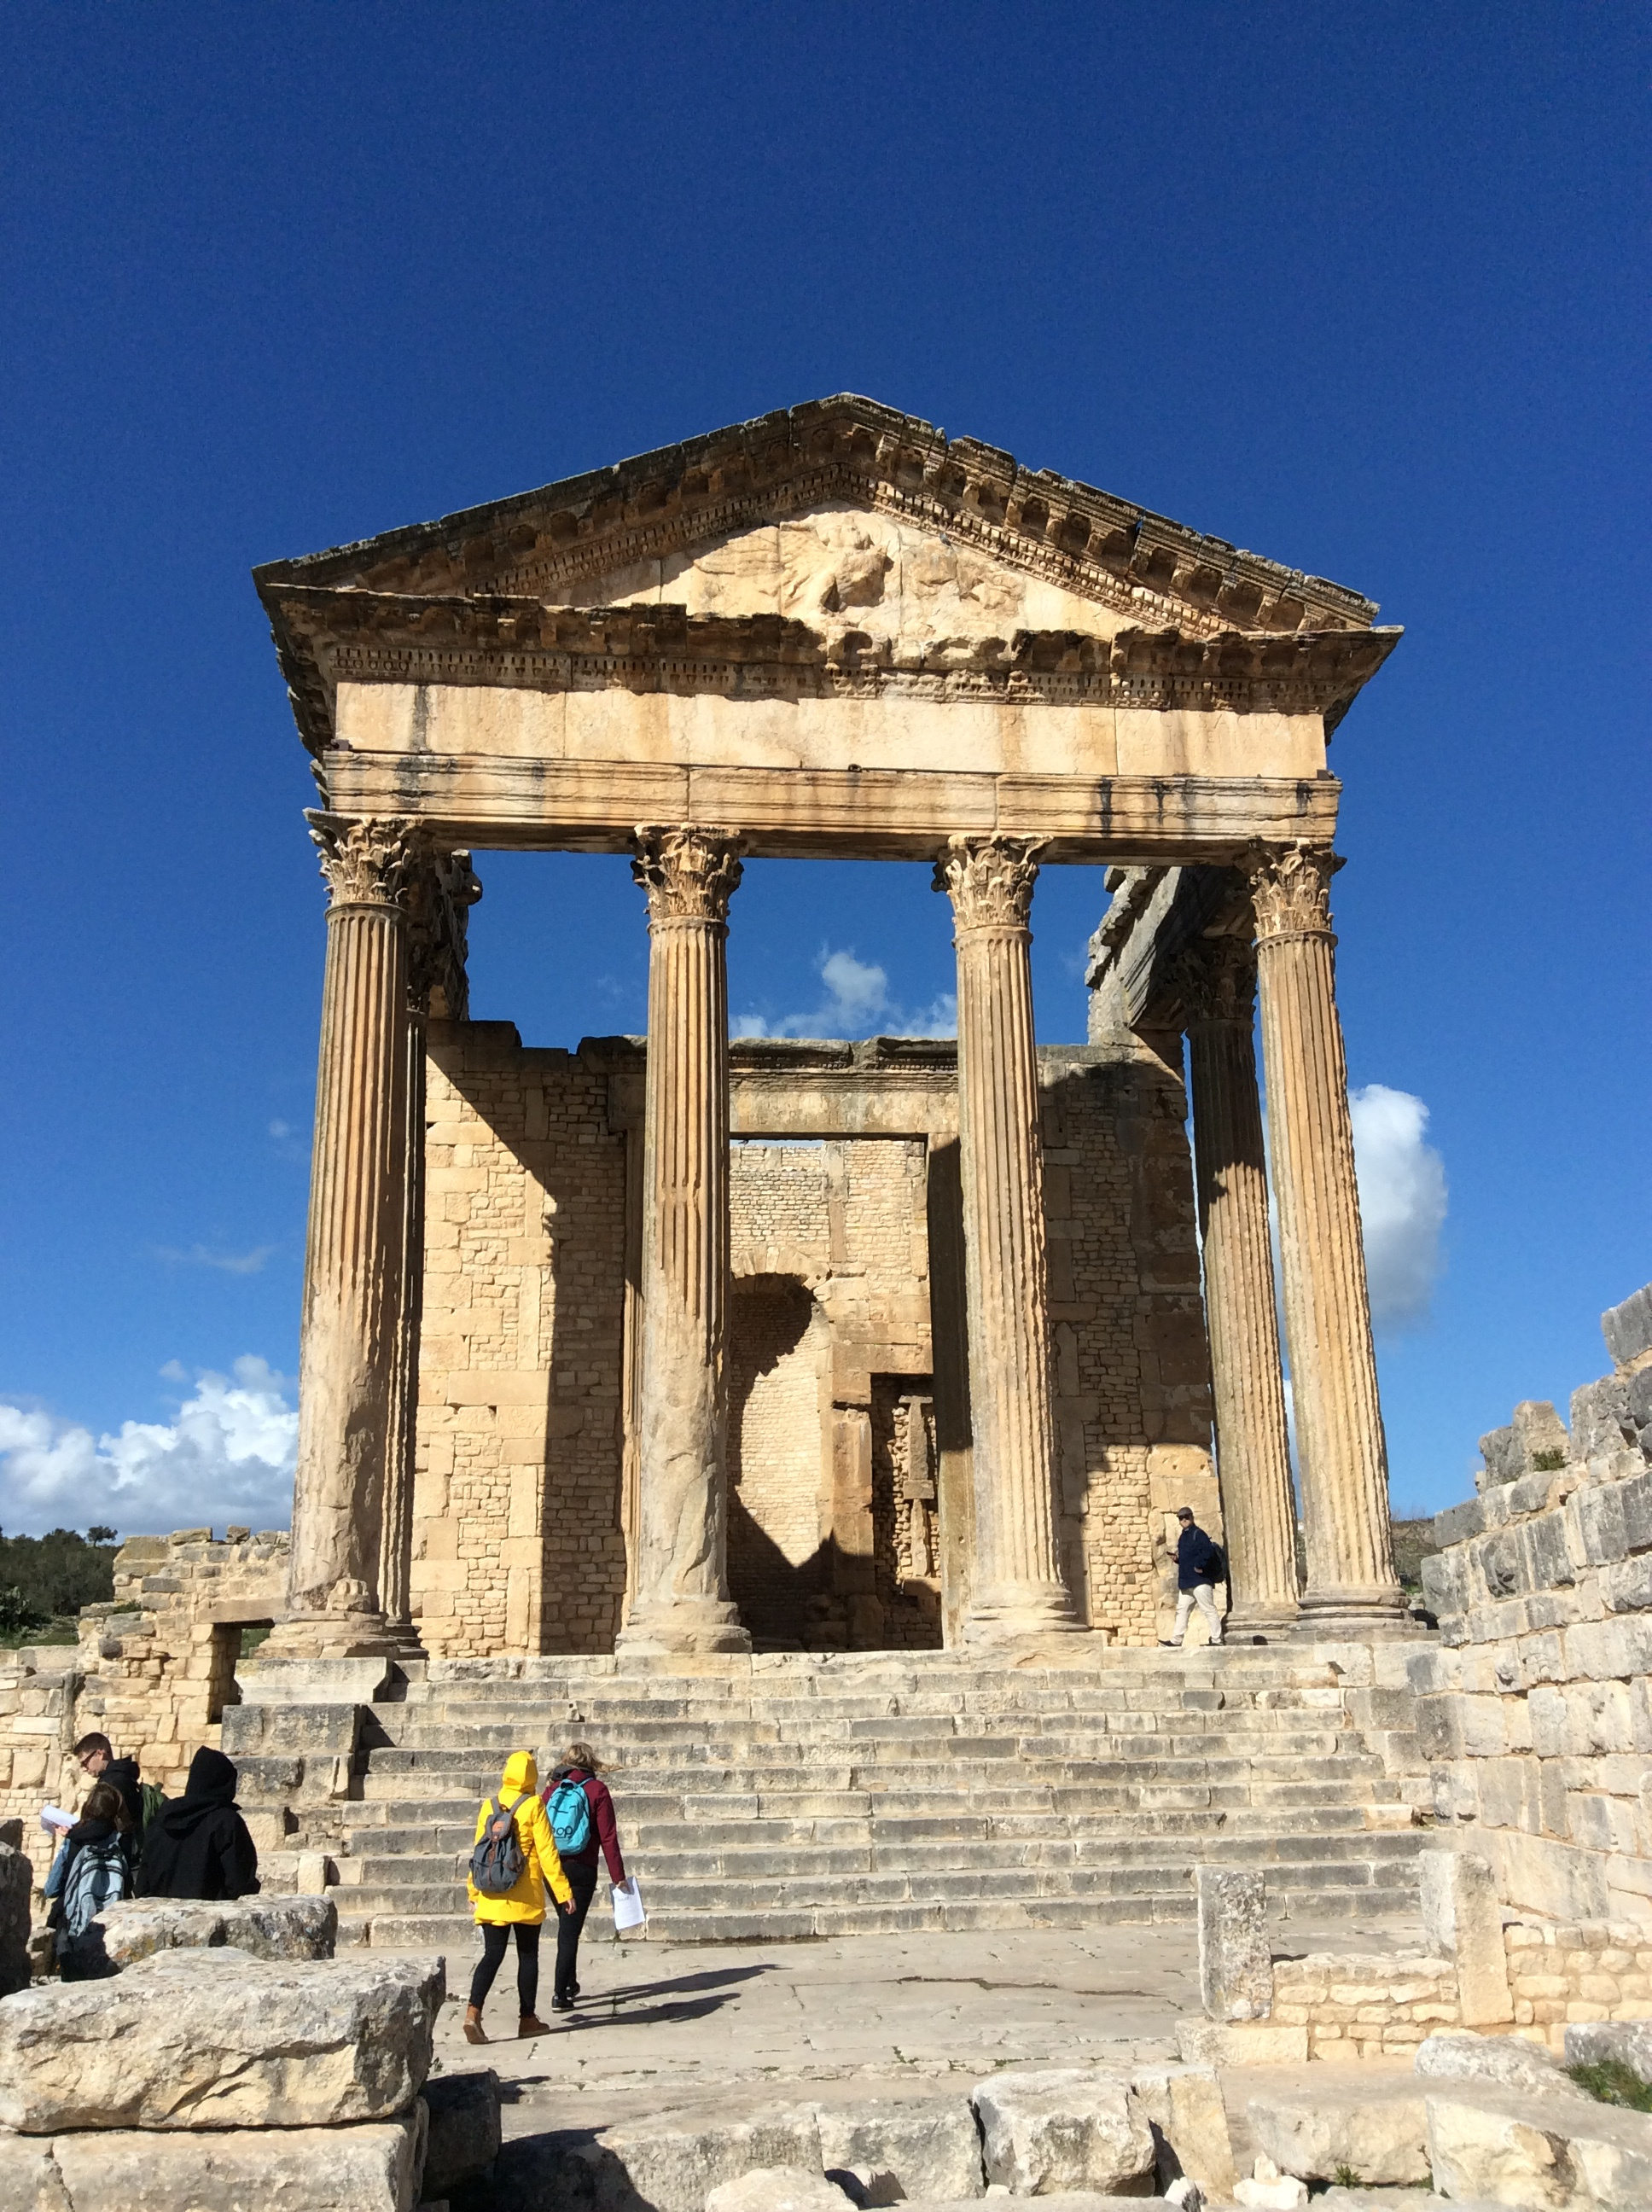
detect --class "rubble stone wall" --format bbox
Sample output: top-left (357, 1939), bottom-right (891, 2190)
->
top-left (1504, 1915), bottom-right (1652, 2047)
top-left (1416, 1279), bottom-right (1652, 1927)
top-left (1270, 1949), bottom-right (1462, 2059)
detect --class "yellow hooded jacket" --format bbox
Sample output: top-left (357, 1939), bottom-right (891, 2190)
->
top-left (468, 1751), bottom-right (573, 1926)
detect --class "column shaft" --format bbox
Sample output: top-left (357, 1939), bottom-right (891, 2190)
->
top-left (935, 836), bottom-right (1080, 1643)
top-left (619, 826), bottom-right (749, 1655)
top-left (1180, 938), bottom-right (1300, 1629)
top-left (286, 816), bottom-right (415, 1639)
top-left (1250, 845), bottom-right (1405, 1627)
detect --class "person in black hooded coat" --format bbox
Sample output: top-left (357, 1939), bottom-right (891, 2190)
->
top-left (137, 1747), bottom-right (260, 1901)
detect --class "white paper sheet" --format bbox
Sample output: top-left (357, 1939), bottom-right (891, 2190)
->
top-left (612, 1875), bottom-right (646, 1931)
top-left (39, 1804), bottom-right (75, 1833)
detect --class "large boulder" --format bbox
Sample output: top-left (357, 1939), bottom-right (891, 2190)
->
top-left (816, 2097), bottom-right (983, 2203)
top-left (705, 2170), bottom-right (855, 2212)
top-left (1415, 2029), bottom-right (1576, 2099)
top-left (0, 1825), bottom-right (32, 1999)
top-left (0, 2107), bottom-right (426, 2211)
top-left (1127, 2064), bottom-right (1236, 2198)
top-left (1426, 2084), bottom-right (1652, 2209)
top-left (91, 1894), bottom-right (338, 1966)
top-left (590, 2103), bottom-right (824, 2212)
top-left (0, 1947), bottom-right (443, 2133)
top-left (1246, 2078), bottom-right (1428, 2187)
top-left (1566, 2019), bottom-right (1652, 2086)
top-left (421, 2067), bottom-right (502, 2197)
top-left (971, 2070), bottom-right (1155, 2197)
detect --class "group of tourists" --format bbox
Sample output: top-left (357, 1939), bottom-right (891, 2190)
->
top-left (41, 1733), bottom-right (260, 1976)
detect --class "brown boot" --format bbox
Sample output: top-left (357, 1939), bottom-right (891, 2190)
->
top-left (518, 2013), bottom-right (551, 2036)
top-left (462, 2005), bottom-right (488, 2045)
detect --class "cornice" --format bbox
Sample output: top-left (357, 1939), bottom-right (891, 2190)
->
top-left (253, 397), bottom-right (1382, 649)
top-left (267, 585), bottom-right (1399, 759)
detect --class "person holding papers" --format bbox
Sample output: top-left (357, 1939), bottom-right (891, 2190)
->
top-left (542, 1742), bottom-right (628, 2012)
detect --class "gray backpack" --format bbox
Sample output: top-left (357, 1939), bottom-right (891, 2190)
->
top-left (468, 1793), bottom-right (531, 1896)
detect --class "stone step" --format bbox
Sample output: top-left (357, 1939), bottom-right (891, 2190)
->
top-left (356, 1736), bottom-right (1374, 1775)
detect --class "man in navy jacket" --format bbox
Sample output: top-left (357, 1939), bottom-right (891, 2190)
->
top-left (1161, 1505), bottom-right (1225, 1647)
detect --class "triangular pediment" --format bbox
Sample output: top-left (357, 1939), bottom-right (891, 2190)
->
top-left (254, 395), bottom-right (1382, 644)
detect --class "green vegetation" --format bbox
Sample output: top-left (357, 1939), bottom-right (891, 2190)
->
top-left (0, 1527), bottom-right (119, 1648)
top-left (1332, 2165), bottom-right (1364, 2188)
top-left (1532, 1448), bottom-right (1568, 1472)
top-left (1567, 2057), bottom-right (1652, 2112)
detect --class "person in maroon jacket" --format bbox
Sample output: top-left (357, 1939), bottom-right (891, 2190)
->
top-left (541, 1741), bottom-right (625, 2011)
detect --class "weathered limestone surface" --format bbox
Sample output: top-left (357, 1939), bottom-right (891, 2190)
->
top-left (620, 827), bottom-right (750, 1657)
top-left (0, 2110), bottom-right (427, 2212)
top-left (1248, 845), bottom-right (1403, 1629)
top-left (972, 2069), bottom-right (1155, 2195)
top-left (938, 838), bottom-right (1079, 1644)
top-left (1565, 2018), bottom-right (1652, 2083)
top-left (1195, 1866), bottom-right (1272, 2022)
top-left (1417, 1853), bottom-right (1513, 2026)
top-left (1425, 2083), bottom-right (1652, 2209)
top-left (1126, 2064), bottom-right (1236, 2197)
top-left (1267, 1950), bottom-right (1460, 2061)
top-left (815, 2096), bottom-right (983, 2203)
top-left (420, 2066), bottom-right (502, 2198)
top-left (90, 1894), bottom-right (337, 1967)
top-left (1245, 2075), bottom-right (1429, 2186)
top-left (1414, 2029), bottom-right (1573, 2098)
top-left (705, 2168), bottom-right (853, 2212)
top-left (0, 1949), bottom-right (442, 2133)
top-left (1176, 2019), bottom-right (1309, 2069)
top-left (581, 2101), bottom-right (823, 2212)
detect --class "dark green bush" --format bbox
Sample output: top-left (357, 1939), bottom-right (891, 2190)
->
top-left (1567, 2057), bottom-right (1652, 2112)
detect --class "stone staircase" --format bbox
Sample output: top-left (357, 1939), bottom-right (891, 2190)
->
top-left (317, 1644), bottom-right (1428, 1948)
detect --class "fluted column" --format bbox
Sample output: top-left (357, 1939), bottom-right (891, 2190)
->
top-left (380, 850), bottom-right (480, 1642)
top-left (1178, 934), bottom-right (1300, 1631)
top-left (283, 813), bottom-right (416, 1645)
top-left (617, 825), bottom-right (750, 1655)
top-left (934, 835), bottom-right (1081, 1644)
top-left (1249, 844), bottom-right (1405, 1628)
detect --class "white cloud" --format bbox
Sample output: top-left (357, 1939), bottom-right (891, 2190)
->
top-left (1349, 1084), bottom-right (1448, 1331)
top-left (736, 946), bottom-right (957, 1041)
top-left (153, 1243), bottom-right (277, 1275)
top-left (0, 1359), bottom-right (297, 1539)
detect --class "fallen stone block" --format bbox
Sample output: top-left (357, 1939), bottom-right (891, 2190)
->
top-left (815, 2096), bottom-right (983, 2203)
top-left (1175, 2019), bottom-right (1308, 2068)
top-left (92, 1894), bottom-right (339, 1966)
top-left (0, 1831), bottom-right (32, 1999)
top-left (1195, 1866), bottom-right (1272, 2023)
top-left (1231, 2152), bottom-right (1306, 2210)
top-left (706, 2168), bottom-right (856, 2212)
top-left (0, 1947), bottom-right (443, 2133)
top-left (1126, 2064), bottom-right (1236, 2197)
top-left (588, 2103), bottom-right (824, 2212)
top-left (971, 2069), bottom-right (1155, 2197)
top-left (1426, 2083), bottom-right (1652, 2210)
top-left (421, 2068), bottom-right (501, 2198)
top-left (889, 2199), bottom-right (1174, 2212)
top-left (1415, 2028), bottom-right (1576, 2098)
top-left (1565, 2018), bottom-right (1652, 2085)
top-left (0, 2107), bottom-right (427, 2211)
top-left (1418, 1852), bottom-right (1513, 2027)
top-left (1246, 2075), bottom-right (1428, 2186)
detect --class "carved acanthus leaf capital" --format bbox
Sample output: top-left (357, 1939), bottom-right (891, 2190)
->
top-left (1170, 934), bottom-right (1257, 1026)
top-left (631, 825), bottom-right (745, 923)
top-left (934, 835), bottom-right (1046, 930)
top-left (307, 812), bottom-right (417, 911)
top-left (1246, 842), bottom-right (1343, 943)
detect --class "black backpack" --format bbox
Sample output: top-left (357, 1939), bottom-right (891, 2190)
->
top-left (468, 1793), bottom-right (531, 1896)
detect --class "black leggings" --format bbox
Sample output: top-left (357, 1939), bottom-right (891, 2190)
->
top-left (556, 1859), bottom-right (599, 2000)
top-left (468, 1921), bottom-right (540, 2017)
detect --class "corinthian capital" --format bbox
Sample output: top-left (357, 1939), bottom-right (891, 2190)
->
top-left (407, 850), bottom-right (483, 1017)
top-left (1247, 842), bottom-right (1343, 943)
top-left (933, 835), bottom-right (1046, 929)
top-left (1170, 934), bottom-right (1257, 1026)
top-left (631, 825), bottom-right (744, 923)
top-left (307, 812), bottom-right (417, 911)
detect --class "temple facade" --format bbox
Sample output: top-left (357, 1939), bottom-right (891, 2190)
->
top-left (252, 393), bottom-right (1406, 1662)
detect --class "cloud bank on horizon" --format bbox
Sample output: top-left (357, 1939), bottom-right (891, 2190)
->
top-left (0, 1359), bottom-right (297, 1540)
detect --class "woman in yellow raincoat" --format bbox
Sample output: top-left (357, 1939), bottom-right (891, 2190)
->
top-left (463, 1749), bottom-right (573, 2043)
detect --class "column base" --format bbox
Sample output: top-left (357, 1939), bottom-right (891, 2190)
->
top-left (963, 1582), bottom-right (1086, 1648)
top-left (1296, 1583), bottom-right (1416, 1636)
top-left (615, 1598), bottom-right (752, 1657)
top-left (1226, 1599), bottom-right (1302, 1639)
top-left (256, 1611), bottom-right (404, 1662)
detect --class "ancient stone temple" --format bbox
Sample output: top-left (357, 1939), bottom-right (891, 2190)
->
top-left (247, 393), bottom-right (1406, 1665)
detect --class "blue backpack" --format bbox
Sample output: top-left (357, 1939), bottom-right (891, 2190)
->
top-left (547, 1777), bottom-right (592, 1857)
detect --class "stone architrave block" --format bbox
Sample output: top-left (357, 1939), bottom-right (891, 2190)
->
top-left (0, 2110), bottom-right (427, 2212)
top-left (590, 2103), bottom-right (823, 2212)
top-left (815, 2096), bottom-right (984, 2202)
top-left (1565, 2019), bottom-right (1652, 2085)
top-left (1128, 2064), bottom-right (1236, 2197)
top-left (1603, 1284), bottom-right (1652, 1372)
top-left (1426, 2085), bottom-right (1652, 2210)
top-left (971, 2069), bottom-right (1155, 2196)
top-left (92, 1894), bottom-right (338, 1966)
top-left (1194, 1866), bottom-right (1271, 2022)
top-left (1417, 1853), bottom-right (1513, 2027)
top-left (705, 2170), bottom-right (856, 2212)
top-left (0, 1831), bottom-right (34, 1998)
top-left (0, 1947), bottom-right (444, 2133)
top-left (1414, 2029), bottom-right (1573, 2099)
top-left (1246, 2078), bottom-right (1429, 2187)
top-left (421, 2068), bottom-right (503, 2198)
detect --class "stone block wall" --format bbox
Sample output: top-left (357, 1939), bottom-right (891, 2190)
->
top-left (1415, 1280), bottom-right (1652, 1925)
top-left (1270, 1949), bottom-right (1462, 2059)
top-left (1503, 1916), bottom-right (1652, 2048)
top-left (0, 1530), bottom-right (287, 1836)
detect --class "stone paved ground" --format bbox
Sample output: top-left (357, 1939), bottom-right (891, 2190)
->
top-left (419, 1915), bottom-right (1426, 2140)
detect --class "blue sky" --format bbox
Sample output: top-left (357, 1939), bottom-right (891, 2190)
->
top-left (1, 4), bottom-right (1646, 1537)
